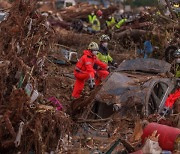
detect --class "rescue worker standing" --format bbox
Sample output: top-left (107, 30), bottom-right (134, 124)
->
top-left (97, 34), bottom-right (117, 67)
top-left (72, 42), bottom-right (109, 99)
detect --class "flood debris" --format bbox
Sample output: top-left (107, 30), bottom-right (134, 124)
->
top-left (0, 0), bottom-right (73, 153)
top-left (90, 58), bottom-right (176, 118)
top-left (0, 0), bottom-right (180, 153)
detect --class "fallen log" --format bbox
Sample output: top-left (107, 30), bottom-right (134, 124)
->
top-left (113, 29), bottom-right (165, 40)
top-left (77, 118), bottom-right (111, 123)
top-left (115, 22), bottom-right (153, 32)
top-left (59, 4), bottom-right (118, 22)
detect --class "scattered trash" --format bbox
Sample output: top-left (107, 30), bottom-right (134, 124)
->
top-left (48, 96), bottom-right (63, 111)
top-left (0, 0), bottom-right (179, 153)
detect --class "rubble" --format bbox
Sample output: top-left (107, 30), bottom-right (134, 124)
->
top-left (0, 0), bottom-right (73, 153)
top-left (0, 0), bottom-right (180, 153)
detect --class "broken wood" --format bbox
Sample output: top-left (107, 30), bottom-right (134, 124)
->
top-left (113, 29), bottom-right (165, 40)
top-left (77, 118), bottom-right (111, 123)
top-left (115, 22), bottom-right (153, 32)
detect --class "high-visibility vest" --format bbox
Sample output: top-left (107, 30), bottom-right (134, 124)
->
top-left (88, 15), bottom-right (97, 24)
top-left (97, 52), bottom-right (113, 64)
top-left (176, 65), bottom-right (180, 77)
top-left (115, 18), bottom-right (127, 29)
top-left (92, 18), bottom-right (100, 31)
top-left (106, 17), bottom-right (116, 27)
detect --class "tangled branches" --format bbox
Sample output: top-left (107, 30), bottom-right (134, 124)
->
top-left (0, 0), bottom-right (73, 153)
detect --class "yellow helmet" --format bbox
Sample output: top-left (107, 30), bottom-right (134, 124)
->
top-left (88, 42), bottom-right (99, 51)
top-left (174, 3), bottom-right (179, 8)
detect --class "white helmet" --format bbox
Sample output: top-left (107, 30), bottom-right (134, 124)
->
top-left (88, 42), bottom-right (99, 51)
top-left (173, 49), bottom-right (180, 58)
top-left (100, 34), bottom-right (110, 42)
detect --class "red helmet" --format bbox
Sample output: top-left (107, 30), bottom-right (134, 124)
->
top-left (96, 10), bottom-right (103, 17)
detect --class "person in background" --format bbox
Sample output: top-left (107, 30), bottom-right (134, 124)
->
top-left (137, 40), bottom-right (153, 59)
top-left (97, 34), bottom-right (117, 68)
top-left (115, 15), bottom-right (127, 29)
top-left (173, 49), bottom-right (180, 78)
top-left (106, 15), bottom-right (127, 30)
top-left (88, 11), bottom-right (96, 24)
top-left (72, 42), bottom-right (109, 99)
top-left (87, 10), bottom-right (102, 33)
top-left (106, 16), bottom-right (116, 29)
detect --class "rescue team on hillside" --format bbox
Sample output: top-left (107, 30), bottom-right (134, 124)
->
top-left (71, 10), bottom-right (154, 99)
top-left (87, 10), bottom-right (127, 33)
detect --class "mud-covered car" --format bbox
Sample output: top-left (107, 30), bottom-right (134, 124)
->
top-left (89, 58), bottom-right (178, 118)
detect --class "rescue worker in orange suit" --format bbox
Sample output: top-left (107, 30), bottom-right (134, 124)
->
top-left (72, 42), bottom-right (109, 99)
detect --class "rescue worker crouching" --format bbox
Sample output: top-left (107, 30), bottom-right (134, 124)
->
top-left (97, 34), bottom-right (117, 68)
top-left (106, 16), bottom-right (116, 29)
top-left (72, 42), bottom-right (109, 99)
top-left (87, 10), bottom-right (102, 34)
top-left (106, 15), bottom-right (127, 30)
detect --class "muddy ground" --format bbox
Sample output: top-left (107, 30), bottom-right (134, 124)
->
top-left (0, 0), bottom-right (179, 153)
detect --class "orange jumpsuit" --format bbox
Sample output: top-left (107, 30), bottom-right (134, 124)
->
top-left (72, 50), bottom-right (109, 98)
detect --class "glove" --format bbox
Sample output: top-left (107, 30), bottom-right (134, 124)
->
top-left (108, 66), bottom-right (116, 72)
top-left (88, 78), bottom-right (95, 90)
top-left (113, 62), bottom-right (118, 68)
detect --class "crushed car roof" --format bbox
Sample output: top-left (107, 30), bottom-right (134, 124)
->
top-left (117, 58), bottom-right (171, 73)
top-left (94, 59), bottom-right (173, 111)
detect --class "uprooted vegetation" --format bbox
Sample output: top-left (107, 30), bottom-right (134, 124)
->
top-left (0, 0), bottom-right (73, 153)
top-left (0, 0), bottom-right (179, 153)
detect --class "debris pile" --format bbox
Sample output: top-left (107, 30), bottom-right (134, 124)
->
top-left (59, 3), bottom-right (118, 22)
top-left (0, 0), bottom-right (73, 153)
top-left (44, 3), bottom-right (180, 62)
top-left (0, 0), bottom-right (11, 9)
top-left (0, 0), bottom-right (180, 153)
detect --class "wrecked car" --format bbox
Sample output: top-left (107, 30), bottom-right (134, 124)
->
top-left (89, 58), bottom-right (177, 118)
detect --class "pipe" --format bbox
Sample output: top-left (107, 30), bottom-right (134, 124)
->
top-left (141, 123), bottom-right (180, 151)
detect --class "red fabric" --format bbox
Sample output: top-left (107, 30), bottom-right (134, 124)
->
top-left (76, 50), bottom-right (107, 77)
top-left (72, 50), bottom-right (108, 98)
top-left (165, 89), bottom-right (180, 108)
top-left (95, 69), bottom-right (109, 85)
top-left (96, 10), bottom-right (103, 16)
top-left (72, 71), bottom-right (90, 98)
